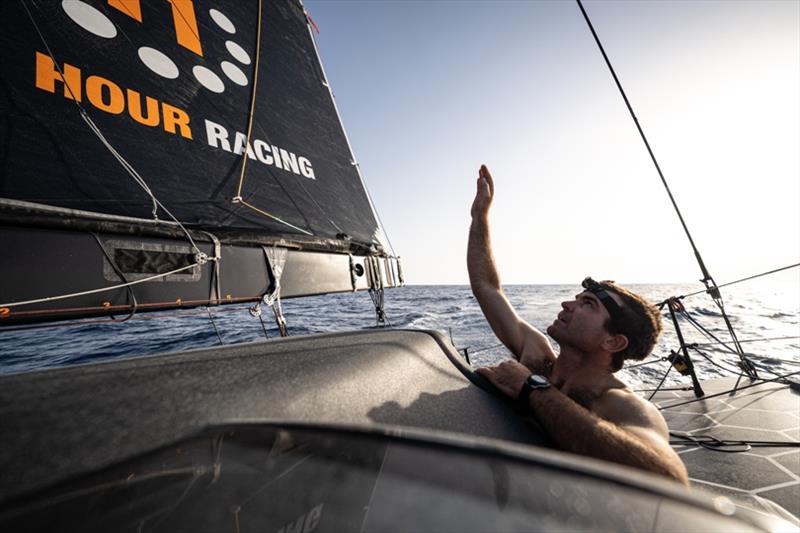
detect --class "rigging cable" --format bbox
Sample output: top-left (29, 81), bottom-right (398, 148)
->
top-left (669, 433), bottom-right (799, 453)
top-left (304, 12), bottom-right (397, 258)
top-left (677, 307), bottom-right (788, 380)
top-left (575, 0), bottom-right (756, 379)
top-left (657, 369), bottom-right (800, 411)
top-left (679, 308), bottom-right (740, 356)
top-left (647, 361), bottom-right (673, 401)
top-left (0, 262), bottom-right (202, 309)
top-left (0, 299), bottom-right (266, 332)
top-left (676, 262), bottom-right (800, 300)
top-left (466, 342), bottom-right (505, 356)
top-left (229, 0), bottom-right (313, 237)
top-left (691, 336), bottom-right (800, 347)
top-left (89, 232), bottom-right (138, 322)
top-left (365, 257), bottom-right (390, 327)
top-left (257, 313), bottom-right (271, 339)
top-left (206, 307), bottom-right (224, 345)
top-left (689, 345), bottom-right (748, 377)
top-left (625, 356), bottom-right (668, 369)
top-left (233, 0), bottom-right (262, 201)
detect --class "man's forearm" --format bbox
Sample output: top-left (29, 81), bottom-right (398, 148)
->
top-left (528, 388), bottom-right (689, 485)
top-left (467, 215), bottom-right (500, 292)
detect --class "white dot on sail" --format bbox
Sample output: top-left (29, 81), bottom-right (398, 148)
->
top-left (193, 66), bottom-right (225, 93)
top-left (221, 61), bottom-right (248, 86)
top-left (225, 41), bottom-right (251, 64)
top-left (209, 9), bottom-right (236, 34)
top-left (138, 47), bottom-right (179, 79)
top-left (61, 0), bottom-right (117, 39)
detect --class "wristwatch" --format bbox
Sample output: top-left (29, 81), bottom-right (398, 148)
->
top-left (517, 373), bottom-right (551, 408)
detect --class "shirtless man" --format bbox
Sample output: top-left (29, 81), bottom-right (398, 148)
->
top-left (469, 164), bottom-right (688, 485)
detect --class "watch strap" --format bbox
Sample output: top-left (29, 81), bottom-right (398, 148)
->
top-left (517, 381), bottom-right (534, 408)
top-left (518, 374), bottom-right (550, 410)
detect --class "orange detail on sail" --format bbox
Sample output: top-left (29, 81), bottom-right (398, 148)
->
top-left (86, 75), bottom-right (125, 115)
top-left (168, 0), bottom-right (203, 57)
top-left (35, 52), bottom-right (81, 101)
top-left (127, 89), bottom-right (161, 127)
top-left (108, 0), bottom-right (142, 22)
top-left (162, 103), bottom-right (193, 139)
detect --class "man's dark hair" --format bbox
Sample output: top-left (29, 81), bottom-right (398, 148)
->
top-left (597, 280), bottom-right (663, 372)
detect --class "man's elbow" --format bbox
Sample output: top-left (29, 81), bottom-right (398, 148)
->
top-left (470, 282), bottom-right (501, 301)
top-left (661, 445), bottom-right (690, 486)
top-left (652, 457), bottom-right (689, 487)
top-left (469, 280), bottom-right (486, 295)
top-left (669, 462), bottom-right (690, 487)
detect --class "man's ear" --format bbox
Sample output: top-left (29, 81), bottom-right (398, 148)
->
top-left (603, 333), bottom-right (629, 354)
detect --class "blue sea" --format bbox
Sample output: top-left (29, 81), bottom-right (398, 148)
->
top-left (1, 283), bottom-right (798, 391)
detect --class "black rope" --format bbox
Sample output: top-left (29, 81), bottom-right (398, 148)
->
top-left (448, 328), bottom-right (472, 364)
top-left (691, 336), bottom-right (800, 347)
top-left (746, 352), bottom-right (800, 366)
top-left (674, 304), bottom-right (757, 378)
top-left (669, 432), bottom-right (800, 453)
top-left (681, 309), bottom-right (777, 379)
top-left (690, 346), bottom-right (746, 377)
top-left (636, 386), bottom-right (693, 393)
top-left (676, 262), bottom-right (800, 300)
top-left (368, 288), bottom-right (391, 327)
top-left (626, 356), bottom-right (668, 369)
top-left (89, 232), bottom-right (138, 322)
top-left (658, 370), bottom-right (800, 411)
top-left (576, 0), bottom-right (709, 276)
top-left (257, 314), bottom-right (270, 340)
top-left (647, 362), bottom-right (673, 401)
top-left (687, 338), bottom-right (794, 382)
top-left (467, 342), bottom-right (505, 356)
top-left (576, 0), bottom-right (756, 379)
top-left (206, 307), bottom-right (223, 345)
top-left (680, 311), bottom-right (740, 358)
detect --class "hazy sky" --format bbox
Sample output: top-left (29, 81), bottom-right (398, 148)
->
top-left (306, 0), bottom-right (799, 286)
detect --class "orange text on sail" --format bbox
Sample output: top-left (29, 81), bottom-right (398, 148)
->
top-left (35, 52), bottom-right (193, 140)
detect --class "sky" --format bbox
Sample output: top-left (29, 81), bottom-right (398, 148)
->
top-left (306, 0), bottom-right (799, 286)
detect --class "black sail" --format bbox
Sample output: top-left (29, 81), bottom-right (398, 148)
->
top-left (0, 0), bottom-right (399, 324)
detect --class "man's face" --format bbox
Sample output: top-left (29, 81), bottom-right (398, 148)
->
top-left (546, 290), bottom-right (622, 352)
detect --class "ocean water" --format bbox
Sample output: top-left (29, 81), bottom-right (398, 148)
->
top-left (1, 283), bottom-right (798, 391)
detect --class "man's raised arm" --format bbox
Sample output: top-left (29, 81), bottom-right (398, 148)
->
top-left (467, 165), bottom-right (555, 369)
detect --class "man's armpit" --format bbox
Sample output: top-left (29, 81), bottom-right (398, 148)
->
top-left (518, 324), bottom-right (557, 370)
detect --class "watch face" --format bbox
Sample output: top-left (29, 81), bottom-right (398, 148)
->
top-left (528, 375), bottom-right (549, 387)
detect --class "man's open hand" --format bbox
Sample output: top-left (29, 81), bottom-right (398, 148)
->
top-left (470, 164), bottom-right (494, 219)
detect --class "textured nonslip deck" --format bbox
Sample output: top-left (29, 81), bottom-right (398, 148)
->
top-left (653, 376), bottom-right (800, 520)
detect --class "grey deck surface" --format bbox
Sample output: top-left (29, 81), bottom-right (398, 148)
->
top-left (654, 376), bottom-right (800, 520)
top-left (0, 329), bottom-right (546, 503)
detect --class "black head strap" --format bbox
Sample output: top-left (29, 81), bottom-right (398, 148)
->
top-left (581, 277), bottom-right (628, 334)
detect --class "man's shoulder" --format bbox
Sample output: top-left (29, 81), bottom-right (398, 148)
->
top-left (596, 386), bottom-right (648, 411)
top-left (593, 386), bottom-right (669, 436)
